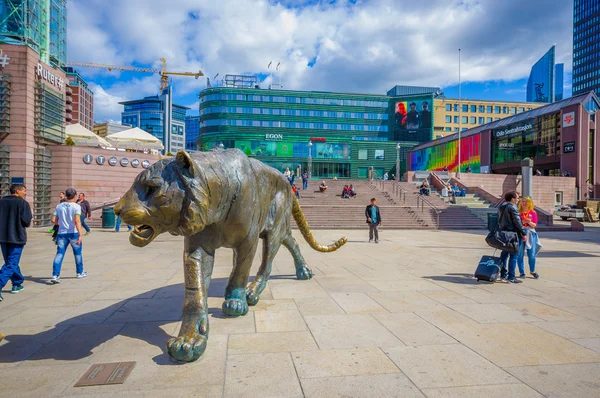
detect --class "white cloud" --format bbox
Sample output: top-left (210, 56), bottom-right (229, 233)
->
top-left (69, 0), bottom-right (573, 121)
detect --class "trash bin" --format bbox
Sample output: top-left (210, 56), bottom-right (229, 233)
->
top-left (487, 212), bottom-right (498, 232)
top-left (102, 206), bottom-right (116, 229)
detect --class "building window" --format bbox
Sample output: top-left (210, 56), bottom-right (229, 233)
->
top-left (478, 117), bottom-right (485, 124)
top-left (454, 116), bottom-right (459, 123)
top-left (462, 116), bottom-right (468, 124)
top-left (510, 107), bottom-right (516, 114)
top-left (494, 106), bottom-right (501, 114)
top-left (454, 104), bottom-right (459, 112)
top-left (445, 127), bottom-right (452, 131)
top-left (445, 104), bottom-right (452, 111)
top-left (374, 150), bottom-right (385, 160)
top-left (462, 104), bottom-right (468, 112)
top-left (518, 107), bottom-right (524, 113)
top-left (445, 116), bottom-right (451, 123)
top-left (470, 105), bottom-right (476, 112)
top-left (487, 106), bottom-right (492, 113)
top-left (470, 117), bottom-right (476, 124)
top-left (358, 149), bottom-right (368, 160)
top-left (486, 117), bottom-right (492, 123)
top-left (479, 105), bottom-right (485, 113)
top-left (502, 106), bottom-right (508, 114)
top-left (494, 118), bottom-right (500, 121)
top-left (454, 127), bottom-right (459, 131)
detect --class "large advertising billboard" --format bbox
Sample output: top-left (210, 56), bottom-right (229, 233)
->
top-left (394, 96), bottom-right (433, 143)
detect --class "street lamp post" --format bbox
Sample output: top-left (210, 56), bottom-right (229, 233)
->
top-left (308, 141), bottom-right (313, 180)
top-left (457, 48), bottom-right (462, 179)
top-left (396, 143), bottom-right (401, 182)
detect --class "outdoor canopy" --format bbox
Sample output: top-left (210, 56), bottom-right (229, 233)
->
top-left (65, 123), bottom-right (113, 147)
top-left (105, 127), bottom-right (165, 151)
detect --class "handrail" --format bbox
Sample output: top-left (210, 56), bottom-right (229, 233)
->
top-left (372, 170), bottom-right (407, 204)
top-left (416, 194), bottom-right (441, 228)
top-left (90, 197), bottom-right (121, 212)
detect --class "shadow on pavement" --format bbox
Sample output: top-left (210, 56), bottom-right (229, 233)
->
top-left (422, 273), bottom-right (479, 285)
top-left (0, 277), bottom-right (242, 366)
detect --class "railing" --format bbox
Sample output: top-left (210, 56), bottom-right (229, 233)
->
top-left (371, 170), bottom-right (407, 204)
top-left (90, 197), bottom-right (121, 212)
top-left (416, 193), bottom-right (441, 228)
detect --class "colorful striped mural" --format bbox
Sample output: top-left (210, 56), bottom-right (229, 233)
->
top-left (410, 134), bottom-right (481, 172)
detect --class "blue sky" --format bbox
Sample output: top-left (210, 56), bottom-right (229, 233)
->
top-left (66, 0), bottom-right (574, 121)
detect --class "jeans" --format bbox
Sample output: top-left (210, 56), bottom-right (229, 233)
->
top-left (302, 180), bottom-right (308, 190)
top-left (52, 233), bottom-right (84, 276)
top-left (0, 243), bottom-right (25, 289)
top-left (500, 250), bottom-right (518, 280)
top-left (369, 222), bottom-right (379, 241)
top-left (517, 232), bottom-right (537, 274)
top-left (80, 215), bottom-right (91, 233)
top-left (115, 217), bottom-right (132, 232)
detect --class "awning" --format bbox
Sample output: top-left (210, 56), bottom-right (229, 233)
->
top-left (65, 123), bottom-right (113, 147)
top-left (105, 127), bottom-right (165, 151)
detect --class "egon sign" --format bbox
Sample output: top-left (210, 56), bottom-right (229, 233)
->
top-left (36, 63), bottom-right (64, 90)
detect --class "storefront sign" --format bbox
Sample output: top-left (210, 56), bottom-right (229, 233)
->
top-left (120, 158), bottom-right (129, 167)
top-left (96, 155), bottom-right (106, 165)
top-left (494, 122), bottom-right (533, 138)
top-left (562, 112), bottom-right (575, 127)
top-left (108, 157), bottom-right (118, 166)
top-left (131, 159), bottom-right (140, 168)
top-left (265, 133), bottom-right (283, 141)
top-left (82, 154), bottom-right (93, 164)
top-left (36, 63), bottom-right (64, 90)
top-left (310, 137), bottom-right (326, 142)
top-left (142, 160), bottom-right (151, 169)
top-left (499, 143), bottom-right (515, 149)
top-left (563, 141), bottom-right (575, 153)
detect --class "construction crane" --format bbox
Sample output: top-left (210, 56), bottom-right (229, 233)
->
top-left (66, 58), bottom-right (203, 91)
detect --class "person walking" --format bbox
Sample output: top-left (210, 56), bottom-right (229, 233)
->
top-left (51, 188), bottom-right (87, 283)
top-left (517, 197), bottom-right (541, 279)
top-left (498, 191), bottom-right (527, 283)
top-left (77, 193), bottom-right (92, 235)
top-left (302, 172), bottom-right (308, 190)
top-left (365, 198), bottom-right (382, 243)
top-left (0, 184), bottom-right (32, 301)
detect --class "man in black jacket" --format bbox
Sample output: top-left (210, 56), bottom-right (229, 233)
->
top-left (0, 184), bottom-right (32, 301)
top-left (498, 191), bottom-right (527, 283)
top-left (365, 198), bottom-right (382, 243)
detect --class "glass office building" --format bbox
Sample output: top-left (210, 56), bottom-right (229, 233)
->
top-left (573, 0), bottom-right (600, 96)
top-left (198, 87), bottom-right (434, 179)
top-left (185, 115), bottom-right (200, 152)
top-left (121, 86), bottom-right (188, 154)
top-left (555, 63), bottom-right (564, 101)
top-left (0, 0), bottom-right (67, 66)
top-left (527, 45), bottom-right (556, 103)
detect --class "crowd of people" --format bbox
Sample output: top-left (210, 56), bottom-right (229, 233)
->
top-left (341, 185), bottom-right (357, 199)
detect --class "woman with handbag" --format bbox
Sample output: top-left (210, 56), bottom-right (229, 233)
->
top-left (517, 197), bottom-right (541, 279)
top-left (498, 191), bottom-right (527, 283)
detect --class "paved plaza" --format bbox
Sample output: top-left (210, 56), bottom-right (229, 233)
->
top-left (1, 227), bottom-right (599, 397)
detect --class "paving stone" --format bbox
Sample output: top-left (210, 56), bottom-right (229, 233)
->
top-left (224, 352), bottom-right (303, 398)
top-left (367, 279), bottom-right (447, 292)
top-left (422, 384), bottom-right (543, 398)
top-left (421, 290), bottom-right (479, 305)
top-left (305, 314), bottom-right (403, 349)
top-left (530, 319), bottom-right (600, 339)
top-left (248, 299), bottom-right (297, 312)
top-left (0, 363), bottom-right (89, 398)
top-left (506, 363), bottom-right (600, 398)
top-left (254, 309), bottom-right (308, 332)
top-left (384, 344), bottom-right (517, 389)
top-left (447, 303), bottom-right (544, 323)
top-left (330, 292), bottom-right (388, 314)
top-left (269, 279), bottom-right (329, 299)
top-left (292, 348), bottom-right (400, 378)
top-left (300, 373), bottom-right (424, 398)
top-left (294, 297), bottom-right (345, 316)
top-left (104, 298), bottom-right (183, 323)
top-left (571, 338), bottom-right (600, 353)
top-left (228, 331), bottom-right (318, 354)
top-left (373, 313), bottom-right (456, 346)
top-left (506, 302), bottom-right (582, 321)
top-left (369, 291), bottom-right (447, 313)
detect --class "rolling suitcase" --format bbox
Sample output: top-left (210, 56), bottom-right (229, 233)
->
top-left (475, 251), bottom-right (502, 282)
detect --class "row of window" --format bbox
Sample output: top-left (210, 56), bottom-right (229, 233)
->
top-left (573, 38), bottom-right (600, 59)
top-left (201, 93), bottom-right (389, 108)
top-left (171, 125), bottom-right (184, 135)
top-left (444, 103), bottom-right (528, 114)
top-left (574, 1), bottom-right (599, 23)
top-left (200, 106), bottom-right (388, 120)
top-left (574, 31), bottom-right (600, 51)
top-left (202, 119), bottom-right (388, 132)
top-left (573, 68), bottom-right (600, 84)
top-left (573, 16), bottom-right (600, 38)
top-left (573, 78), bottom-right (600, 93)
top-left (443, 127), bottom-right (469, 132)
top-left (445, 116), bottom-right (501, 124)
top-left (124, 103), bottom-right (162, 111)
top-left (573, 59), bottom-right (600, 76)
top-left (573, 50), bottom-right (600, 66)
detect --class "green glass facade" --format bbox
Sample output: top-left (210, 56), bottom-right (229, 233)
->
top-left (198, 87), bottom-right (432, 179)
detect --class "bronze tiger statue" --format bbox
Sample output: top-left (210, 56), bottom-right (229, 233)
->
top-left (114, 149), bottom-right (347, 362)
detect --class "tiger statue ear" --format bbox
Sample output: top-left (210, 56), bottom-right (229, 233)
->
top-left (175, 150), bottom-right (198, 179)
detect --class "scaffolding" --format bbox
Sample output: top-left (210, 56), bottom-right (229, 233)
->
top-left (0, 0), bottom-right (67, 66)
top-left (33, 147), bottom-right (51, 226)
top-left (0, 74), bottom-right (10, 137)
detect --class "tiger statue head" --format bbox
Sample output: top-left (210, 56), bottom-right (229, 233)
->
top-left (114, 151), bottom-right (209, 247)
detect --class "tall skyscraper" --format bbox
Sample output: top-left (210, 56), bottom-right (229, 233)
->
top-left (526, 45), bottom-right (556, 103)
top-left (572, 0), bottom-right (600, 96)
top-left (555, 63), bottom-right (564, 101)
top-left (0, 0), bottom-right (67, 67)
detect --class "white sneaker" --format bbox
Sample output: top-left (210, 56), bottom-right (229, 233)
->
top-left (51, 275), bottom-right (61, 284)
top-left (77, 271), bottom-right (88, 279)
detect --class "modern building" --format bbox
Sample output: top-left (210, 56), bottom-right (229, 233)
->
top-left (387, 85), bottom-right (442, 97)
top-left (93, 122), bottom-right (132, 137)
top-left (185, 115), bottom-right (200, 152)
top-left (120, 86), bottom-right (188, 154)
top-left (62, 67), bottom-right (94, 130)
top-left (572, 0), bottom-right (600, 96)
top-left (0, 43), bottom-right (67, 224)
top-left (0, 0), bottom-right (67, 67)
top-left (409, 91), bottom-right (600, 200)
top-left (433, 98), bottom-right (544, 138)
top-left (198, 85), bottom-right (435, 179)
top-left (555, 63), bottom-right (565, 101)
top-left (527, 45), bottom-right (556, 103)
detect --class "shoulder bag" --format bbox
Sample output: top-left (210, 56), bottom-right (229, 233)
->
top-left (485, 207), bottom-right (520, 253)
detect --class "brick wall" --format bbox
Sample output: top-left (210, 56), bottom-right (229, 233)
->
top-left (49, 146), bottom-right (161, 212)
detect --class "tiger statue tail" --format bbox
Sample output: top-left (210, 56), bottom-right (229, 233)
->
top-left (291, 196), bottom-right (348, 252)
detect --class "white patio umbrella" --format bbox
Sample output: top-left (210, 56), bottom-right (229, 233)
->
top-left (65, 123), bottom-right (113, 147)
top-left (105, 127), bottom-right (165, 151)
